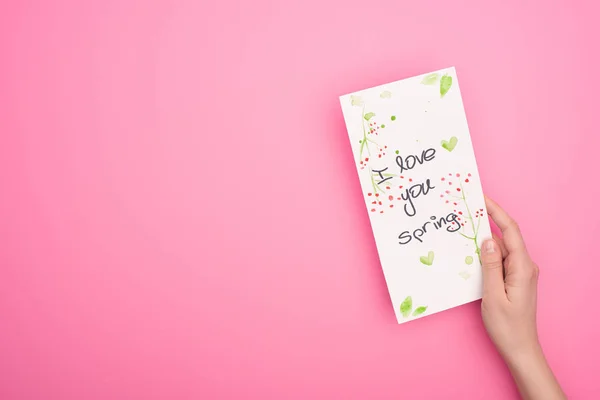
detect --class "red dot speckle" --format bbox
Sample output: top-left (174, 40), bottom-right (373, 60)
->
top-left (390, 204), bottom-right (394, 208)
top-left (371, 209), bottom-right (376, 212)
top-left (368, 193), bottom-right (372, 196)
top-left (449, 182), bottom-right (452, 185)
top-left (456, 188), bottom-right (461, 192)
top-left (458, 211), bottom-right (463, 215)
top-left (468, 173), bottom-right (472, 177)
top-left (365, 158), bottom-right (369, 161)
top-left (388, 195), bottom-right (394, 201)
top-left (375, 193), bottom-right (379, 197)
top-left (449, 173), bottom-right (453, 176)
top-left (409, 178), bottom-right (413, 182)
top-left (465, 179), bottom-right (470, 183)
top-left (456, 173), bottom-right (460, 177)
top-left (441, 177), bottom-right (445, 181)
top-left (445, 200), bottom-right (449, 203)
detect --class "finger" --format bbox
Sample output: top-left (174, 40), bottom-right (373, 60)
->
top-left (481, 239), bottom-right (506, 299)
top-left (492, 232), bottom-right (508, 259)
top-left (484, 196), bottom-right (527, 254)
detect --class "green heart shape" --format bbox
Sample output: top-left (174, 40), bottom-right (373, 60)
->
top-left (420, 251), bottom-right (435, 266)
top-left (441, 136), bottom-right (458, 152)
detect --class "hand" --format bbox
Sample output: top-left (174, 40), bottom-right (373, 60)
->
top-left (481, 196), bottom-right (566, 400)
top-left (480, 196), bottom-right (539, 361)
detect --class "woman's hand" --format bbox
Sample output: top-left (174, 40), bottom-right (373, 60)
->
top-left (481, 196), bottom-right (566, 400)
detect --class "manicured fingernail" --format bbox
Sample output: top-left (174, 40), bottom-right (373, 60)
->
top-left (484, 240), bottom-right (496, 254)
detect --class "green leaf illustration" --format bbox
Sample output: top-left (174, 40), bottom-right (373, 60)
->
top-left (364, 112), bottom-right (376, 121)
top-left (400, 296), bottom-right (413, 318)
top-left (440, 74), bottom-right (453, 97)
top-left (380, 90), bottom-right (392, 99)
top-left (350, 95), bottom-right (363, 106)
top-left (459, 270), bottom-right (472, 280)
top-left (421, 73), bottom-right (439, 85)
top-left (465, 256), bottom-right (474, 265)
top-left (441, 136), bottom-right (458, 152)
top-left (390, 115), bottom-right (396, 121)
top-left (412, 306), bottom-right (428, 317)
top-left (419, 251), bottom-right (435, 266)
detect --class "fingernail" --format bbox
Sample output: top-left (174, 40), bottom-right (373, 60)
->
top-left (484, 240), bottom-right (496, 254)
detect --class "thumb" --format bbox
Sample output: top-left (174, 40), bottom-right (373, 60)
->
top-left (481, 239), bottom-right (505, 298)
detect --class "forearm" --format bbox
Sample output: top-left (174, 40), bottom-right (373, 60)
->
top-left (505, 345), bottom-right (566, 400)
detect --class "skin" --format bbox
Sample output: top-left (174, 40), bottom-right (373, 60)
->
top-left (481, 196), bottom-right (566, 400)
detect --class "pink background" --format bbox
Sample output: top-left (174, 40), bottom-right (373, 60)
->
top-left (1, 1), bottom-right (599, 399)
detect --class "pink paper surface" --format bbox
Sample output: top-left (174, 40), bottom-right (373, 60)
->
top-left (1, 1), bottom-right (598, 399)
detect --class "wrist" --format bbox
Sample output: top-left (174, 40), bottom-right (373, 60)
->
top-left (503, 342), bottom-right (566, 400)
top-left (503, 341), bottom-right (545, 371)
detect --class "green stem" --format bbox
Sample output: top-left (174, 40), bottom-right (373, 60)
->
top-left (359, 107), bottom-right (377, 160)
top-left (459, 180), bottom-right (482, 264)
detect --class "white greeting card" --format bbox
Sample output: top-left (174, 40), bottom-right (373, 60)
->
top-left (340, 67), bottom-right (492, 324)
